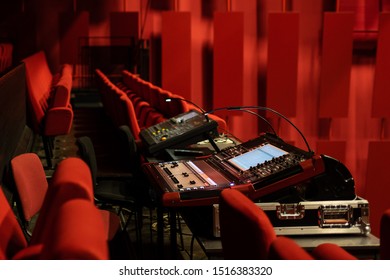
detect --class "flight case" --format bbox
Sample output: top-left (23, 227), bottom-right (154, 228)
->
top-left (212, 197), bottom-right (370, 237)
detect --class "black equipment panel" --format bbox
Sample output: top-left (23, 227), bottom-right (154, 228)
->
top-left (139, 110), bottom-right (219, 154)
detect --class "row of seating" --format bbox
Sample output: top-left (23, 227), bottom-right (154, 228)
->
top-left (219, 188), bottom-right (390, 260)
top-left (22, 51), bottom-right (74, 168)
top-left (95, 68), bottom-right (156, 141)
top-left (119, 70), bottom-right (227, 130)
top-left (1, 156), bottom-right (109, 260)
top-left (96, 69), bottom-right (227, 144)
top-left (119, 70), bottom-right (190, 121)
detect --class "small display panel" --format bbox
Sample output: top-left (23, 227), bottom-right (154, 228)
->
top-left (228, 144), bottom-right (288, 171)
top-left (173, 110), bottom-right (199, 123)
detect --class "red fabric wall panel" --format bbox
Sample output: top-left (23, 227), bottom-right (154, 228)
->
top-left (316, 140), bottom-right (346, 164)
top-left (161, 12), bottom-right (192, 101)
top-left (338, 0), bottom-right (380, 31)
top-left (213, 12), bottom-right (244, 110)
top-left (266, 13), bottom-right (299, 117)
top-left (365, 141), bottom-right (390, 237)
top-left (59, 12), bottom-right (89, 65)
top-left (319, 12), bottom-right (354, 118)
top-left (372, 13), bottom-right (390, 118)
top-left (110, 12), bottom-right (139, 45)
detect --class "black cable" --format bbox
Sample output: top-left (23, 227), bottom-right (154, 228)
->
top-left (227, 107), bottom-right (278, 136)
top-left (206, 105), bottom-right (314, 155)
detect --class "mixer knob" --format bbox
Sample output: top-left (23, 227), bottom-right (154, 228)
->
top-left (190, 180), bottom-right (196, 185)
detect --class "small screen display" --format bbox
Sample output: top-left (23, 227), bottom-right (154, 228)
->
top-left (174, 111), bottom-right (199, 123)
top-left (228, 144), bottom-right (288, 171)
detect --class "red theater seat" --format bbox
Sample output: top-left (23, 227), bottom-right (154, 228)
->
top-left (19, 157), bottom-right (120, 246)
top-left (22, 51), bottom-right (73, 168)
top-left (1, 158), bottom-right (111, 260)
top-left (219, 189), bottom-right (276, 259)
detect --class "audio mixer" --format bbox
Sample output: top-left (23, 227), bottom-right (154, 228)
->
top-left (143, 133), bottom-right (356, 207)
top-left (139, 110), bottom-right (219, 155)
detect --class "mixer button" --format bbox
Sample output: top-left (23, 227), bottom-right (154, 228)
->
top-left (189, 180), bottom-right (196, 185)
top-left (171, 177), bottom-right (179, 184)
top-left (163, 167), bottom-right (172, 175)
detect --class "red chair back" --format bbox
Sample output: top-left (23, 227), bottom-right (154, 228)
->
top-left (40, 199), bottom-right (109, 260)
top-left (11, 153), bottom-right (48, 222)
top-left (30, 158), bottom-right (94, 245)
top-left (219, 189), bottom-right (276, 259)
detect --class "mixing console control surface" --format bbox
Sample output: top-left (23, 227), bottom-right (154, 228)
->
top-left (143, 133), bottom-right (355, 206)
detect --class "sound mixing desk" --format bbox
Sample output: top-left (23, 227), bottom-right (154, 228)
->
top-left (143, 133), bottom-right (356, 207)
top-left (140, 111), bottom-right (371, 259)
top-left (140, 110), bottom-right (219, 155)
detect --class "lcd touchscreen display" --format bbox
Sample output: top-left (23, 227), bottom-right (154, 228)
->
top-left (228, 144), bottom-right (288, 171)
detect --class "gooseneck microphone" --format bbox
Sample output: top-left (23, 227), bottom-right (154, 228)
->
top-left (205, 105), bottom-right (314, 155)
